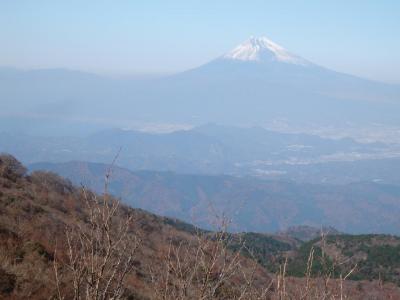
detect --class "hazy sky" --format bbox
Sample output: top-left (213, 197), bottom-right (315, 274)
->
top-left (1, 0), bottom-right (400, 82)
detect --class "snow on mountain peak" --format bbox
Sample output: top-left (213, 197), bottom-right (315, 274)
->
top-left (223, 36), bottom-right (310, 66)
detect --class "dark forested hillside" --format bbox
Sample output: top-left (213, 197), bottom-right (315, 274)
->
top-left (284, 234), bottom-right (400, 286)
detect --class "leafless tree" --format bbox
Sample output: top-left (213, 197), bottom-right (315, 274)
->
top-left (151, 213), bottom-right (275, 300)
top-left (296, 231), bottom-right (357, 300)
top-left (52, 152), bottom-right (356, 300)
top-left (54, 154), bottom-right (140, 300)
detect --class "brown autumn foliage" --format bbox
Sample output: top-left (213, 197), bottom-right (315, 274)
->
top-left (1, 154), bottom-right (400, 299)
top-left (0, 154), bottom-right (271, 299)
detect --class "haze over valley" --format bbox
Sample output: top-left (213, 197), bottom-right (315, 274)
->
top-left (2, 36), bottom-right (400, 235)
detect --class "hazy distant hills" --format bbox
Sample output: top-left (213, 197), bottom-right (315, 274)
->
top-left (29, 160), bottom-right (400, 235)
top-left (1, 37), bottom-right (400, 134)
top-left (3, 124), bottom-right (400, 184)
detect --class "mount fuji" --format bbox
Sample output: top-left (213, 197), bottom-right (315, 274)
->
top-left (123, 36), bottom-right (400, 126)
top-left (223, 36), bottom-right (311, 65)
top-left (1, 36), bottom-right (399, 131)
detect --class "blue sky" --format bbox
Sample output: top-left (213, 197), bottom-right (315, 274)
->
top-left (1, 0), bottom-right (400, 82)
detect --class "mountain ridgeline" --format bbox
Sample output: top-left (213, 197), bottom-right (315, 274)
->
top-left (3, 124), bottom-right (400, 184)
top-left (29, 160), bottom-right (400, 235)
top-left (1, 37), bottom-right (400, 136)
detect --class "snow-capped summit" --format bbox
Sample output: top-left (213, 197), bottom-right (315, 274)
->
top-left (223, 36), bottom-right (310, 66)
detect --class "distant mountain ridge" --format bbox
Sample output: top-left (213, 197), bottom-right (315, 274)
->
top-left (29, 160), bottom-right (400, 235)
top-left (3, 124), bottom-right (400, 184)
top-left (1, 36), bottom-right (400, 134)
